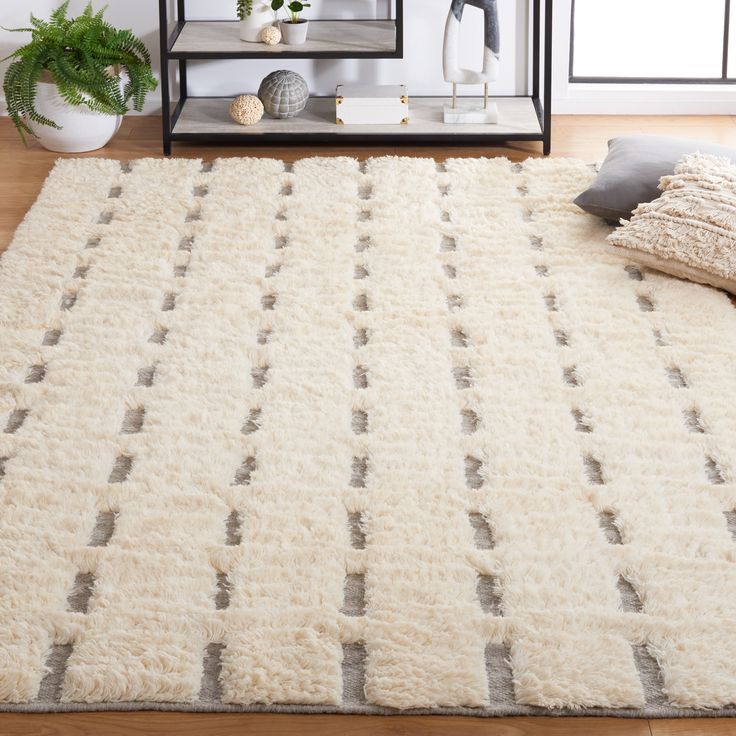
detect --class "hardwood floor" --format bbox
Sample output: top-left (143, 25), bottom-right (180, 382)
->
top-left (3, 713), bottom-right (736, 736)
top-left (0, 713), bottom-right (651, 736)
top-left (1, 115), bottom-right (735, 734)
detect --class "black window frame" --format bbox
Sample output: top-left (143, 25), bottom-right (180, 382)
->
top-left (569, 0), bottom-right (736, 84)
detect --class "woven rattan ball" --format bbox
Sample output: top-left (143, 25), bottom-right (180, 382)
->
top-left (258, 70), bottom-right (309, 119)
top-left (229, 94), bottom-right (264, 126)
top-left (260, 25), bottom-right (281, 45)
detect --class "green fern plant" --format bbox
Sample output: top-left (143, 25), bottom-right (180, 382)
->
top-left (2, 1), bottom-right (157, 144)
top-left (237, 0), bottom-right (254, 19)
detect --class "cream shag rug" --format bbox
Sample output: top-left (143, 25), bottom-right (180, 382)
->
top-left (1, 156), bottom-right (736, 717)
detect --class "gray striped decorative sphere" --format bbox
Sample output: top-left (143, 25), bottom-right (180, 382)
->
top-left (258, 70), bottom-right (309, 119)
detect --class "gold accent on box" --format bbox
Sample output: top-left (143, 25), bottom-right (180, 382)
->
top-left (336, 97), bottom-right (343, 105)
top-left (336, 118), bottom-right (344, 125)
top-left (401, 96), bottom-right (409, 104)
top-left (401, 118), bottom-right (409, 125)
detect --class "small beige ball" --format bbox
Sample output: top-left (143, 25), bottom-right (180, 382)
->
top-left (260, 25), bottom-right (281, 45)
top-left (229, 94), bottom-right (264, 126)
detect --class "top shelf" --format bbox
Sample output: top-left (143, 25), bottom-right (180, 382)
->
top-left (169, 20), bottom-right (399, 59)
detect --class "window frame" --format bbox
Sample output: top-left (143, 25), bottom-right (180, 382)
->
top-left (568, 0), bottom-right (736, 85)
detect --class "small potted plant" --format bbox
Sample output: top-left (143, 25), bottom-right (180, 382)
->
top-left (271, 0), bottom-right (312, 45)
top-left (238, 0), bottom-right (275, 42)
top-left (2, 2), bottom-right (157, 152)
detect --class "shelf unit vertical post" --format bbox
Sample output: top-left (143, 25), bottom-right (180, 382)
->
top-left (543, 0), bottom-right (553, 155)
top-left (532, 0), bottom-right (540, 100)
top-left (178, 0), bottom-right (188, 120)
top-left (395, 0), bottom-right (404, 59)
top-left (158, 0), bottom-right (171, 155)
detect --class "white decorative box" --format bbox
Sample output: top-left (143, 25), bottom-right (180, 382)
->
top-left (335, 84), bottom-right (409, 125)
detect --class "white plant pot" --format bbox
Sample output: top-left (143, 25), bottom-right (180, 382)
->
top-left (28, 79), bottom-right (122, 153)
top-left (280, 20), bottom-right (309, 45)
top-left (239, 4), bottom-right (275, 42)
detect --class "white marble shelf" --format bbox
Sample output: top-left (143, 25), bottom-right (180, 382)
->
top-left (173, 97), bottom-right (541, 138)
top-left (170, 20), bottom-right (397, 57)
top-left (173, 97), bottom-right (543, 137)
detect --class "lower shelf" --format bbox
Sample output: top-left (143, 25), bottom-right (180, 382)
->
top-left (171, 96), bottom-right (544, 142)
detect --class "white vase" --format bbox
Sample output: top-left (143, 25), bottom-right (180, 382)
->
top-left (28, 78), bottom-right (122, 153)
top-left (280, 20), bottom-right (309, 45)
top-left (239, 4), bottom-right (275, 42)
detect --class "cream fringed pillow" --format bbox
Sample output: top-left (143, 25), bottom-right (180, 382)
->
top-left (607, 153), bottom-right (736, 295)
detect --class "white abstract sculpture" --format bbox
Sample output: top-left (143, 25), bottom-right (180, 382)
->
top-left (443, 0), bottom-right (500, 124)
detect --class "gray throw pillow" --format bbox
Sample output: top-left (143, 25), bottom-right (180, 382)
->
top-left (574, 135), bottom-right (736, 222)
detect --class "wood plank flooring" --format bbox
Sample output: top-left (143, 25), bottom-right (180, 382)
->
top-left (1, 114), bottom-right (735, 735)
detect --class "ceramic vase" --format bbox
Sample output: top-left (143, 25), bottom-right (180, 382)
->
top-left (280, 19), bottom-right (309, 45)
top-left (239, 2), bottom-right (275, 42)
top-left (28, 77), bottom-right (122, 153)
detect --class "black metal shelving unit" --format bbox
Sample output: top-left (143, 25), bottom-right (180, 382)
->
top-left (158, 0), bottom-right (552, 156)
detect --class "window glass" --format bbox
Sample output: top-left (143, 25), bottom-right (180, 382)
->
top-left (572, 0), bottom-right (726, 80)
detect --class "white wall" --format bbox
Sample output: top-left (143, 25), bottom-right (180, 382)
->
top-left (5, 1), bottom-right (736, 116)
top-left (0, 0), bottom-right (531, 115)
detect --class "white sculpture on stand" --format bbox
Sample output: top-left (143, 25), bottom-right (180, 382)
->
top-left (443, 0), bottom-right (500, 124)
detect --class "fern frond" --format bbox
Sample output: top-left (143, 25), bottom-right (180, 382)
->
top-left (237, 0), bottom-right (254, 19)
top-left (0, 27), bottom-right (35, 35)
top-left (49, 1), bottom-right (70, 24)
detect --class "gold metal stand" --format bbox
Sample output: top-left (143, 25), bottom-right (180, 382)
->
top-left (451, 82), bottom-right (489, 110)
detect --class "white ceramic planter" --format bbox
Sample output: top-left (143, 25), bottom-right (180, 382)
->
top-left (28, 79), bottom-right (122, 153)
top-left (239, 3), bottom-right (275, 42)
top-left (280, 20), bottom-right (309, 45)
